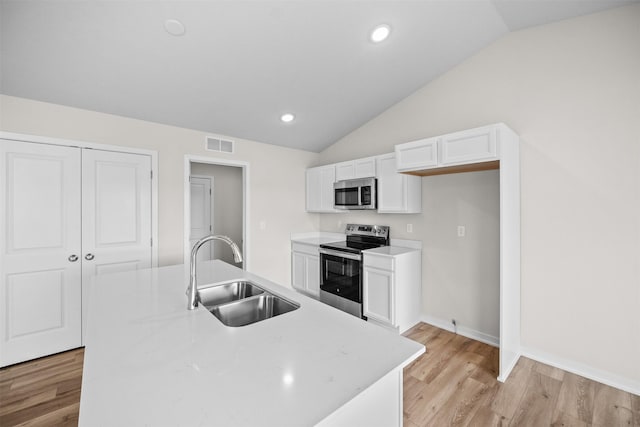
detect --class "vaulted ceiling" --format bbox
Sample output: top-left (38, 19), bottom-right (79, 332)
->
top-left (1, 0), bottom-right (635, 152)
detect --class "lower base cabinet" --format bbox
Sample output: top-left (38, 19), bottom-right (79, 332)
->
top-left (363, 249), bottom-right (421, 333)
top-left (291, 242), bottom-right (320, 298)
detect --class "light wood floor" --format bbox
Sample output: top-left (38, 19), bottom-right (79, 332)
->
top-left (403, 323), bottom-right (639, 426)
top-left (1, 324), bottom-right (638, 427)
top-left (0, 348), bottom-right (83, 427)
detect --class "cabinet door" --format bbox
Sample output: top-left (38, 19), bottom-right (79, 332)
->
top-left (305, 254), bottom-right (320, 298)
top-left (377, 154), bottom-right (407, 213)
top-left (354, 157), bottom-right (376, 178)
top-left (306, 167), bottom-right (322, 211)
top-left (335, 158), bottom-right (376, 180)
top-left (306, 166), bottom-right (336, 212)
top-left (0, 140), bottom-right (82, 367)
top-left (395, 137), bottom-right (439, 172)
top-left (291, 251), bottom-right (306, 292)
top-left (363, 266), bottom-right (395, 326)
top-left (335, 161), bottom-right (355, 181)
top-left (440, 126), bottom-right (497, 165)
top-left (319, 166), bottom-right (336, 211)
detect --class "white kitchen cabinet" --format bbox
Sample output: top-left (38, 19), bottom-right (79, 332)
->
top-left (0, 137), bottom-right (153, 367)
top-left (395, 136), bottom-right (439, 172)
top-left (306, 165), bottom-right (337, 213)
top-left (392, 122), bottom-right (522, 382)
top-left (291, 242), bottom-right (320, 298)
top-left (363, 266), bottom-right (394, 325)
top-left (363, 248), bottom-right (421, 333)
top-left (376, 153), bottom-right (421, 213)
top-left (395, 124), bottom-right (504, 173)
top-left (441, 125), bottom-right (497, 165)
top-left (335, 157), bottom-right (377, 181)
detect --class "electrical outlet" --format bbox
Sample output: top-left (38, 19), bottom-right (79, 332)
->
top-left (406, 223), bottom-right (413, 233)
top-left (457, 225), bottom-right (465, 237)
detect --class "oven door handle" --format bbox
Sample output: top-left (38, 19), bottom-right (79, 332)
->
top-left (319, 248), bottom-right (362, 261)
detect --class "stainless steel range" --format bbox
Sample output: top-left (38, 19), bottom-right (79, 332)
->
top-left (319, 224), bottom-right (390, 318)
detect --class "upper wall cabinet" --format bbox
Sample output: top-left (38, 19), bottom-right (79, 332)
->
top-left (376, 153), bottom-right (421, 214)
top-left (306, 165), bottom-right (337, 213)
top-left (395, 124), bottom-right (507, 175)
top-left (441, 125), bottom-right (497, 165)
top-left (394, 136), bottom-right (439, 172)
top-left (335, 156), bottom-right (377, 181)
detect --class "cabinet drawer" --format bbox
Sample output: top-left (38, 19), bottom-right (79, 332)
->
top-left (291, 242), bottom-right (318, 256)
top-left (363, 254), bottom-right (395, 271)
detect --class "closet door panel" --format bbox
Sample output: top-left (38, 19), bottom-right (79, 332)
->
top-left (81, 149), bottom-right (152, 341)
top-left (0, 140), bottom-right (82, 367)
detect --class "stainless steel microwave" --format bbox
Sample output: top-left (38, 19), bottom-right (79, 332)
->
top-left (334, 177), bottom-right (377, 210)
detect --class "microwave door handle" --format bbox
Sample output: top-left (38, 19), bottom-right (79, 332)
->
top-left (357, 187), bottom-right (362, 206)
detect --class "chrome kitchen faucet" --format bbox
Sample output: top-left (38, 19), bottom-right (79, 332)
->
top-left (187, 235), bottom-right (243, 310)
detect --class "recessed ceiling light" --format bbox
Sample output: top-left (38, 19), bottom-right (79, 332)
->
top-left (164, 19), bottom-right (185, 36)
top-left (280, 113), bottom-right (295, 123)
top-left (370, 24), bottom-right (391, 43)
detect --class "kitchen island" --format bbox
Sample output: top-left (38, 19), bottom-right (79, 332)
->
top-left (79, 260), bottom-right (424, 426)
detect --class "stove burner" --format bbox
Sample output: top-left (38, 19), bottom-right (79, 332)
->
top-left (319, 224), bottom-right (390, 255)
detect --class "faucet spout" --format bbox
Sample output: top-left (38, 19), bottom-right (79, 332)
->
top-left (187, 235), bottom-right (243, 310)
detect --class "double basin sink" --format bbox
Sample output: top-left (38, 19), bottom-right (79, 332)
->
top-left (199, 280), bottom-right (299, 327)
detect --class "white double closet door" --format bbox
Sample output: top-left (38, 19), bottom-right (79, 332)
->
top-left (0, 140), bottom-right (152, 367)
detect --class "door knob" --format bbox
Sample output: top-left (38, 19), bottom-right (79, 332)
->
top-left (68, 254), bottom-right (78, 262)
top-left (85, 253), bottom-right (95, 260)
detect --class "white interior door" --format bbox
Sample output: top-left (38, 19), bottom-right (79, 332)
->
top-left (0, 140), bottom-right (82, 367)
top-left (81, 149), bottom-right (152, 341)
top-left (189, 176), bottom-right (213, 262)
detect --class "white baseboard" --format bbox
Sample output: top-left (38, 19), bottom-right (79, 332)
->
top-left (497, 350), bottom-right (522, 383)
top-left (420, 315), bottom-right (499, 348)
top-left (521, 346), bottom-right (640, 397)
top-left (420, 316), bottom-right (639, 396)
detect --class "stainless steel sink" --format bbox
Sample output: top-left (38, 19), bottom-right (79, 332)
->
top-left (199, 281), bottom-right (264, 308)
top-left (209, 294), bottom-right (299, 327)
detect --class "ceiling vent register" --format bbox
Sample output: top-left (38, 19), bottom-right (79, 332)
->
top-left (206, 136), bottom-right (234, 154)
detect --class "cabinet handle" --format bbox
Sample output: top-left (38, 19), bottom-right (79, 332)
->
top-left (68, 254), bottom-right (78, 262)
top-left (85, 253), bottom-right (95, 261)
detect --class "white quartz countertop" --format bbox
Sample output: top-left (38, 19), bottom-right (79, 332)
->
top-left (290, 231), bottom-right (345, 246)
top-left (364, 246), bottom-right (420, 256)
top-left (79, 260), bottom-right (424, 426)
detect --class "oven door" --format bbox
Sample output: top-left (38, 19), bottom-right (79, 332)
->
top-left (319, 248), bottom-right (361, 303)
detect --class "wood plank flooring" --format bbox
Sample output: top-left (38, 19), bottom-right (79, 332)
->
top-left (0, 348), bottom-right (83, 427)
top-left (1, 324), bottom-right (638, 426)
top-left (403, 323), bottom-right (640, 427)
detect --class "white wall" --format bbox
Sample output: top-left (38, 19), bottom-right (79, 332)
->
top-left (317, 4), bottom-right (640, 391)
top-left (0, 94), bottom-right (320, 286)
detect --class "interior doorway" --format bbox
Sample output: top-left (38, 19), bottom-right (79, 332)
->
top-left (184, 156), bottom-right (248, 270)
top-left (189, 175), bottom-right (213, 262)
